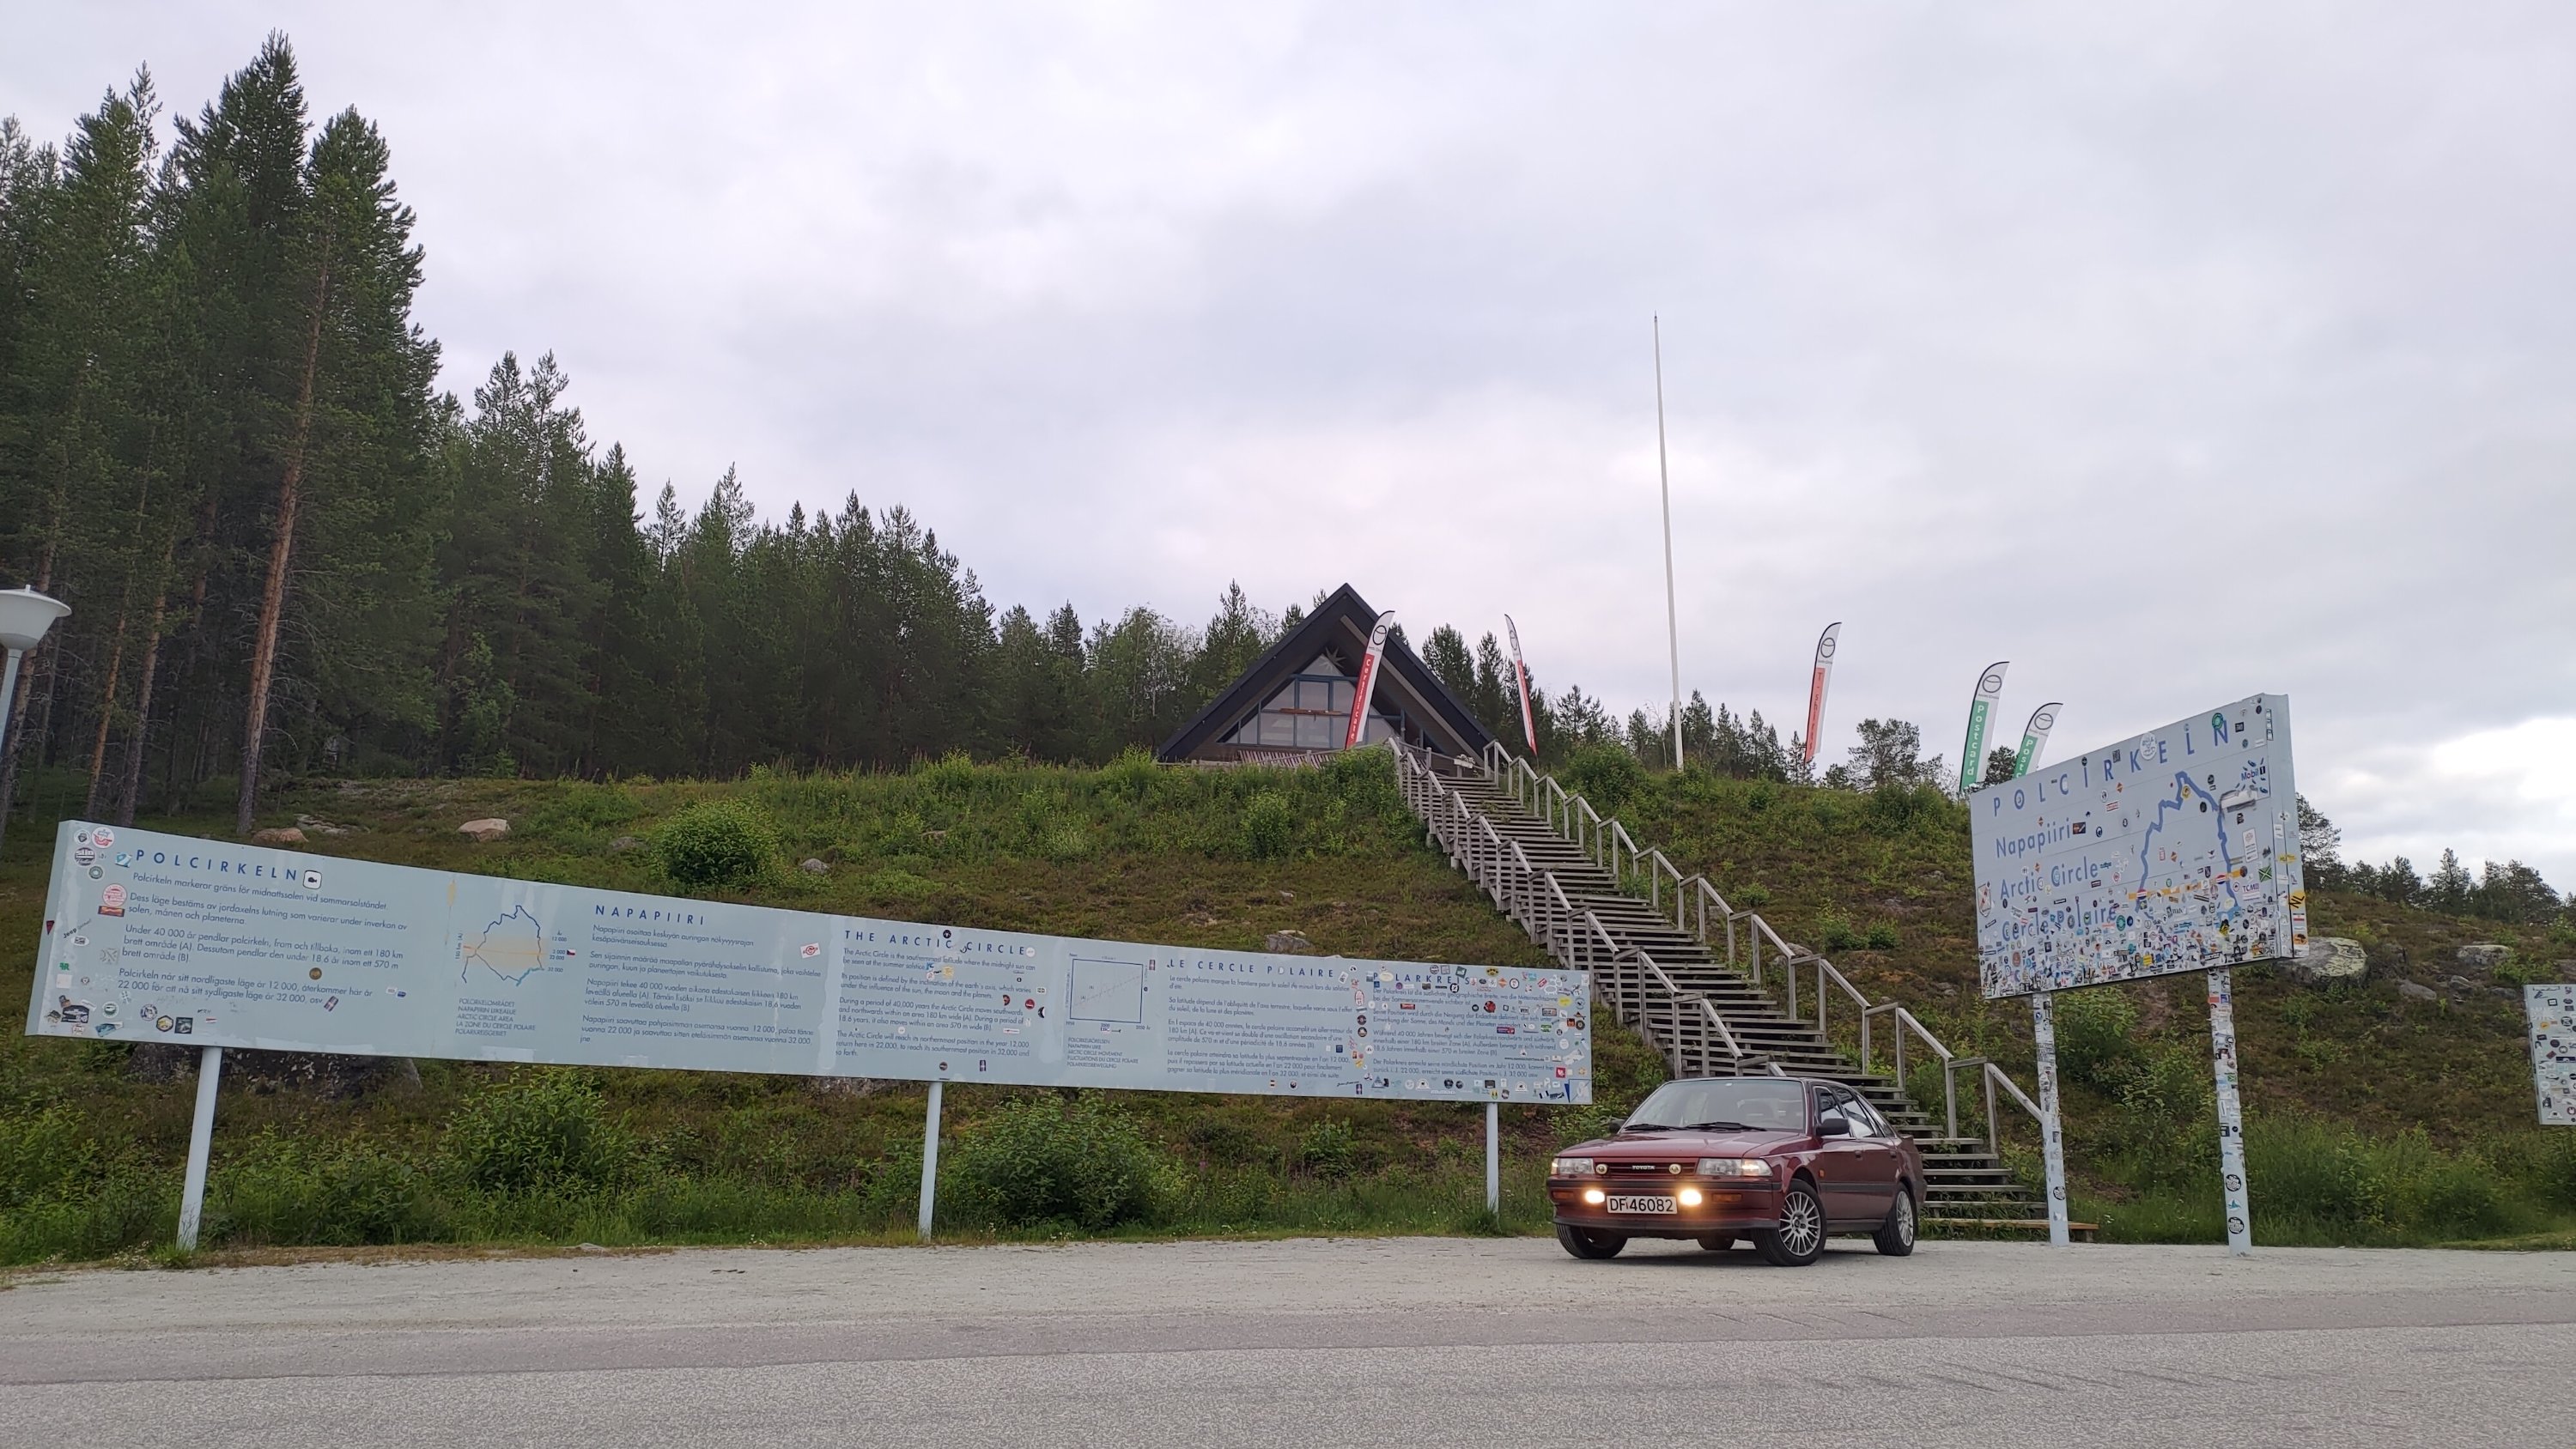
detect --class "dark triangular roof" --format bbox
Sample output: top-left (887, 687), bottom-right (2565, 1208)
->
top-left (1157, 583), bottom-right (1496, 761)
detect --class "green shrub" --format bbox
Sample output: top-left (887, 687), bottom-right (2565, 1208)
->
top-left (2247, 1118), bottom-right (2517, 1240)
top-left (2492, 955), bottom-right (2546, 988)
top-left (1100, 746), bottom-right (1159, 801)
top-left (862, 867), bottom-right (937, 897)
top-left (1557, 1100), bottom-right (1634, 1146)
top-left (1735, 883), bottom-right (1771, 909)
top-left (1240, 790), bottom-right (1295, 859)
top-left (0, 1104), bottom-right (98, 1210)
top-left (860, 1137), bottom-right (927, 1224)
top-left (2110, 1045), bottom-right (2214, 1187)
top-left (1325, 747), bottom-right (1401, 816)
top-left (1183, 1116), bottom-right (1267, 1167)
top-left (1815, 907), bottom-right (1862, 953)
top-left (443, 1070), bottom-right (635, 1197)
top-left (1863, 921), bottom-right (1901, 951)
top-left (1296, 1118), bottom-right (1358, 1179)
top-left (653, 800), bottom-right (778, 890)
top-left (2515, 1129), bottom-right (2576, 1212)
top-left (213, 1134), bottom-right (447, 1246)
top-left (2051, 988), bottom-right (2142, 1090)
top-left (1564, 743), bottom-right (1646, 813)
top-left (527, 784), bottom-right (642, 839)
top-left (1865, 781), bottom-right (1944, 834)
top-left (919, 750), bottom-right (976, 795)
top-left (944, 1094), bottom-right (1179, 1230)
top-left (0, 1165), bottom-right (170, 1264)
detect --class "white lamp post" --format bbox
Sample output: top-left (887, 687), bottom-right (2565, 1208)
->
top-left (0, 587), bottom-right (70, 761)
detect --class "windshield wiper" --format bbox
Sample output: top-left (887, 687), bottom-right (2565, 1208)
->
top-left (1679, 1120), bottom-right (1753, 1131)
top-left (1621, 1122), bottom-right (1680, 1131)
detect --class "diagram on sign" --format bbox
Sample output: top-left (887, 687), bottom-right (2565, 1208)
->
top-left (460, 904), bottom-right (551, 984)
top-left (1972, 694), bottom-right (2303, 998)
top-left (1068, 955), bottom-right (1147, 1024)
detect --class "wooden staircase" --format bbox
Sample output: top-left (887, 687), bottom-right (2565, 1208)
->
top-left (1394, 745), bottom-right (2063, 1235)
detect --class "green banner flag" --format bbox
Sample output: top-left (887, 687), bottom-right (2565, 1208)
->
top-left (1959, 661), bottom-right (2008, 793)
top-left (2012, 702), bottom-right (2063, 779)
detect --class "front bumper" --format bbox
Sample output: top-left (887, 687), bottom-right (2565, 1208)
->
top-left (1547, 1178), bottom-right (1781, 1235)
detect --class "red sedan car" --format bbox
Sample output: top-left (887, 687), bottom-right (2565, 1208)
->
top-left (1549, 1075), bottom-right (1923, 1265)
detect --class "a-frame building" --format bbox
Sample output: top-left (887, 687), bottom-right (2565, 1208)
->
top-left (1157, 584), bottom-right (1495, 765)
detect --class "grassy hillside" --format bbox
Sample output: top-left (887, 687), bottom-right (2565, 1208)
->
top-left (4, 754), bottom-right (2570, 1264)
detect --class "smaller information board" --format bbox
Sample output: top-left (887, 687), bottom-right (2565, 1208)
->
top-left (2528, 985), bottom-right (2576, 1126)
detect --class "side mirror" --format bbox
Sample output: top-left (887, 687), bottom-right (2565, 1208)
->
top-left (1816, 1113), bottom-right (1850, 1137)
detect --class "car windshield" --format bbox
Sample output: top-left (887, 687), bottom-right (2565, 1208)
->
top-left (1622, 1079), bottom-right (1807, 1133)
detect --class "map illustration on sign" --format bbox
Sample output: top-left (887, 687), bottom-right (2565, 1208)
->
top-left (1068, 955), bottom-right (1147, 1024)
top-left (1971, 694), bottom-right (2303, 998)
top-left (461, 904), bottom-right (550, 984)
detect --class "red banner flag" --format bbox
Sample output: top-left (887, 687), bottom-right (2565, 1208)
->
top-left (1802, 622), bottom-right (1841, 766)
top-left (1504, 614), bottom-right (1538, 755)
top-left (1344, 610), bottom-right (1398, 749)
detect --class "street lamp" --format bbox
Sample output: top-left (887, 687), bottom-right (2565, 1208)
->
top-left (0, 587), bottom-right (70, 759)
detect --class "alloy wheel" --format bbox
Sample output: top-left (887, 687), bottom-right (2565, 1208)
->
top-left (1780, 1188), bottom-right (1822, 1258)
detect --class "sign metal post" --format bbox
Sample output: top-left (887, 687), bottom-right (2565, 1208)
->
top-left (2029, 993), bottom-right (2070, 1247)
top-left (176, 1046), bottom-right (222, 1251)
top-left (2208, 968), bottom-right (2252, 1256)
top-left (1485, 1100), bottom-right (1500, 1216)
top-left (917, 1080), bottom-right (943, 1242)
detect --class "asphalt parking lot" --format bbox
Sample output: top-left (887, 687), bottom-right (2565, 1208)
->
top-left (6, 1235), bottom-right (2572, 1448)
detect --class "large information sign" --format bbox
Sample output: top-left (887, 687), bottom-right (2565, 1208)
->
top-left (1971, 694), bottom-right (2305, 999)
top-left (25, 822), bottom-right (1589, 1104)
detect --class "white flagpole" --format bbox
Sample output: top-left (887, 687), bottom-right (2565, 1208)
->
top-left (1655, 317), bottom-right (1682, 771)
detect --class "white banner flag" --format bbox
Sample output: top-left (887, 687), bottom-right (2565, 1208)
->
top-left (1344, 609), bottom-right (1398, 750)
top-left (1504, 614), bottom-right (1538, 755)
top-left (1803, 622), bottom-right (1841, 767)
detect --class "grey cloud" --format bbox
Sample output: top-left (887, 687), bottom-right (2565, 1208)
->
top-left (11, 1), bottom-right (2573, 881)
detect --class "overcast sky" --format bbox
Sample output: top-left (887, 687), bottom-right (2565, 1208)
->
top-left (16, 3), bottom-right (2575, 886)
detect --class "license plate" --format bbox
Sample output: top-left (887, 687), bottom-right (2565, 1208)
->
top-left (1605, 1194), bottom-right (1677, 1215)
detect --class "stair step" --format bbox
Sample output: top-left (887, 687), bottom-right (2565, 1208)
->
top-left (1413, 761), bottom-right (2058, 1222)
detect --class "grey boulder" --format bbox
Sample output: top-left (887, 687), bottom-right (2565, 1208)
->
top-left (2287, 937), bottom-right (2368, 985)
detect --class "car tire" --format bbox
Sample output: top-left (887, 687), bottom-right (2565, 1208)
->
top-left (1556, 1224), bottom-right (1627, 1260)
top-left (1874, 1185), bottom-right (1918, 1258)
top-left (1696, 1235), bottom-right (1738, 1252)
top-left (1756, 1180), bottom-right (1826, 1266)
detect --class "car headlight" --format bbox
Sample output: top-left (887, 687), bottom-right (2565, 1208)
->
top-left (1697, 1157), bottom-right (1774, 1179)
top-left (1551, 1156), bottom-right (1595, 1179)
top-left (1676, 1186), bottom-right (1704, 1207)
top-left (1581, 1187), bottom-right (1607, 1204)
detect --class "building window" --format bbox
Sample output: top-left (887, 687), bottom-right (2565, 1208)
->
top-left (1224, 652), bottom-right (1422, 752)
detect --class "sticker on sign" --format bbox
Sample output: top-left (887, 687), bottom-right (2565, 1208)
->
top-left (1971, 694), bottom-right (2304, 999)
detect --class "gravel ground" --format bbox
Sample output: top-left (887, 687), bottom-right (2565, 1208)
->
top-left (5, 1236), bottom-right (2571, 1447)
